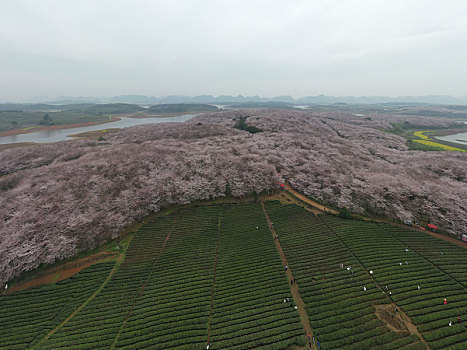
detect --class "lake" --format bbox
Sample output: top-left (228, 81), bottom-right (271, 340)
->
top-left (434, 121), bottom-right (467, 146)
top-left (0, 114), bottom-right (197, 145)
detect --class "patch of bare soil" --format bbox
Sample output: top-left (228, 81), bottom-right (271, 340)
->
top-left (375, 304), bottom-right (431, 349)
top-left (6, 251), bottom-right (118, 294)
top-left (375, 304), bottom-right (409, 332)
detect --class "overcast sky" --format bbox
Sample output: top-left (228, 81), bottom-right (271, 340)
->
top-left (1, 0), bottom-right (467, 101)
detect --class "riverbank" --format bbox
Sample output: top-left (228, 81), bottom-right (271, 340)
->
top-left (412, 129), bottom-right (467, 151)
top-left (0, 112), bottom-right (189, 138)
top-left (0, 117), bottom-right (121, 138)
top-left (0, 113), bottom-right (198, 148)
top-left (429, 126), bottom-right (467, 138)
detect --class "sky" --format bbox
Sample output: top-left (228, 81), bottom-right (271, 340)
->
top-left (1, 0), bottom-right (467, 101)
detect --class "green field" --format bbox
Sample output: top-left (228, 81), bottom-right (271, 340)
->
top-left (0, 202), bottom-right (465, 349)
top-left (0, 103), bottom-right (146, 132)
top-left (0, 110), bottom-right (111, 132)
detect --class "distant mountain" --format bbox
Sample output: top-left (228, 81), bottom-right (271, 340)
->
top-left (147, 104), bottom-right (219, 113)
top-left (3, 94), bottom-right (467, 106)
top-left (297, 95), bottom-right (467, 105)
top-left (106, 94), bottom-right (467, 105)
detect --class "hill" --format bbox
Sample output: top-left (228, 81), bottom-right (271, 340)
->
top-left (0, 109), bottom-right (466, 287)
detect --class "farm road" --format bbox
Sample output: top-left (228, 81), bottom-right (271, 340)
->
top-left (285, 182), bottom-right (466, 249)
top-left (284, 183), bottom-right (337, 215)
top-left (261, 202), bottom-right (316, 350)
top-left (206, 211), bottom-right (222, 346)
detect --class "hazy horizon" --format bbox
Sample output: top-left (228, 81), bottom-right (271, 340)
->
top-left (2, 0), bottom-right (467, 101)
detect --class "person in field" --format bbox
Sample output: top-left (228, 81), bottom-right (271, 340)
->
top-left (444, 298), bottom-right (448, 305)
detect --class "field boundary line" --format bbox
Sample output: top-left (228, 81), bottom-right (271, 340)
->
top-left (261, 201), bottom-right (316, 350)
top-left (319, 216), bottom-right (431, 350)
top-left (206, 209), bottom-right (222, 346)
top-left (109, 217), bottom-right (177, 350)
top-left (29, 242), bottom-right (131, 350)
top-left (375, 222), bottom-right (467, 290)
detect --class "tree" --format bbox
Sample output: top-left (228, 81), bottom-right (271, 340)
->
top-left (40, 113), bottom-right (52, 125)
top-left (338, 207), bottom-right (353, 220)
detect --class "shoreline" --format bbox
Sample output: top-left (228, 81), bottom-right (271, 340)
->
top-left (429, 127), bottom-right (467, 137)
top-left (0, 117), bottom-right (121, 137)
top-left (0, 112), bottom-right (187, 138)
top-left (429, 127), bottom-right (467, 150)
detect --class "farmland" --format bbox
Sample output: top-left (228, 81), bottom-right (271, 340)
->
top-left (264, 202), bottom-right (466, 349)
top-left (1, 200), bottom-right (465, 349)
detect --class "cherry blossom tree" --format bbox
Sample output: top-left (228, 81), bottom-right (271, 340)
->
top-left (1, 109), bottom-right (465, 286)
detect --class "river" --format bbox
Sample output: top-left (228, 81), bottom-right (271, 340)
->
top-left (0, 114), bottom-right (197, 145)
top-left (434, 121), bottom-right (467, 146)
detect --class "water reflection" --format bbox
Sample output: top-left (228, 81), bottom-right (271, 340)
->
top-left (0, 114), bottom-right (197, 145)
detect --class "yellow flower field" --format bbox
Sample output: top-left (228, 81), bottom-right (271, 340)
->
top-left (413, 131), bottom-right (430, 140)
top-left (413, 139), bottom-right (466, 152)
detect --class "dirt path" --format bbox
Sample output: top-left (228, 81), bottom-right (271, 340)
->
top-left (263, 191), bottom-right (322, 215)
top-left (207, 214), bottom-right (222, 346)
top-left (387, 222), bottom-right (467, 249)
top-left (110, 217), bottom-right (177, 350)
top-left (5, 251), bottom-right (118, 295)
top-left (284, 183), bottom-right (466, 249)
top-left (424, 230), bottom-right (467, 249)
top-left (261, 202), bottom-right (316, 350)
top-left (283, 184), bottom-right (338, 215)
top-left (30, 251), bottom-right (126, 349)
